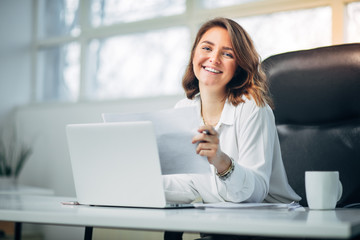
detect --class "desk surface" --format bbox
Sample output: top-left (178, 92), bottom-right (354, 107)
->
top-left (0, 194), bottom-right (359, 239)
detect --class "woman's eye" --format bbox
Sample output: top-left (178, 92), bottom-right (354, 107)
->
top-left (202, 46), bottom-right (211, 51)
top-left (224, 52), bottom-right (234, 58)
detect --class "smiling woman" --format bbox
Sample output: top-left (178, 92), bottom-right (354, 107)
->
top-left (182, 18), bottom-right (272, 108)
top-left (193, 27), bottom-right (237, 91)
top-left (163, 17), bottom-right (300, 240)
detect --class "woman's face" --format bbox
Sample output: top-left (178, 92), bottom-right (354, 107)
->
top-left (192, 27), bottom-right (237, 92)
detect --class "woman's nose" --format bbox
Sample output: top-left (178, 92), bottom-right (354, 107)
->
top-left (209, 51), bottom-right (221, 64)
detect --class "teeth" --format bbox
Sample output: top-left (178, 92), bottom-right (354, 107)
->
top-left (204, 67), bottom-right (221, 73)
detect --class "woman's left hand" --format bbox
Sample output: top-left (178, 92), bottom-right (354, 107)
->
top-left (192, 126), bottom-right (231, 173)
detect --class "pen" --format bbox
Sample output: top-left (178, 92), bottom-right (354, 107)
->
top-left (61, 201), bottom-right (80, 205)
top-left (202, 130), bottom-right (210, 135)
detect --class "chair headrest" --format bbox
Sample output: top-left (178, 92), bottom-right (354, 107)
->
top-left (262, 44), bottom-right (360, 125)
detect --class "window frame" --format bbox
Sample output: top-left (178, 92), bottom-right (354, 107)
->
top-left (31, 0), bottom-right (360, 103)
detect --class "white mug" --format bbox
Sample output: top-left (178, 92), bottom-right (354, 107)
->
top-left (305, 171), bottom-right (343, 210)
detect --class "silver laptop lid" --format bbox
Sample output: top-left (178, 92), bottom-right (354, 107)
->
top-left (66, 121), bottom-right (167, 208)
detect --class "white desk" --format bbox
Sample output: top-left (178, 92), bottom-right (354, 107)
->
top-left (0, 182), bottom-right (54, 239)
top-left (0, 194), bottom-right (359, 240)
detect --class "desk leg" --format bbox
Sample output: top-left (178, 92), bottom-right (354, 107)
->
top-left (14, 222), bottom-right (22, 240)
top-left (84, 226), bottom-right (93, 240)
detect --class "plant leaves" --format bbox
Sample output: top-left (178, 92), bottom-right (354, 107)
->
top-left (5, 166), bottom-right (11, 176)
top-left (0, 139), bottom-right (8, 176)
top-left (14, 146), bottom-right (32, 178)
top-left (0, 151), bottom-right (6, 176)
top-left (0, 126), bottom-right (32, 178)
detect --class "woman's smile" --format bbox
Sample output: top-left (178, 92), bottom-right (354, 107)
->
top-left (192, 27), bottom-right (237, 90)
top-left (202, 65), bottom-right (223, 74)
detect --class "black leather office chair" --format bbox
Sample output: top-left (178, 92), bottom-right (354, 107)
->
top-left (262, 43), bottom-right (360, 207)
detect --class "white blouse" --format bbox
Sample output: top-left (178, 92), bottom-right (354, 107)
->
top-left (163, 94), bottom-right (301, 204)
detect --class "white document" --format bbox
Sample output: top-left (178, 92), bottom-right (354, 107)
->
top-left (102, 107), bottom-right (211, 175)
top-left (194, 202), bottom-right (304, 211)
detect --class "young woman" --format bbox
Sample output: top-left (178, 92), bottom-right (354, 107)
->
top-left (163, 17), bottom-right (300, 206)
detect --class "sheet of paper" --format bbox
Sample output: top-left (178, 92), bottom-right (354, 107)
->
top-left (102, 107), bottom-right (211, 175)
top-left (194, 202), bottom-right (304, 211)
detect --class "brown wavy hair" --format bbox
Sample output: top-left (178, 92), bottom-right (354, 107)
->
top-left (182, 17), bottom-right (273, 108)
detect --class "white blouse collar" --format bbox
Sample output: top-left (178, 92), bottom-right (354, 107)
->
top-left (194, 94), bottom-right (236, 127)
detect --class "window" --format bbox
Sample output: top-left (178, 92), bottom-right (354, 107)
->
top-left (91, 0), bottom-right (186, 26)
top-left (37, 43), bottom-right (80, 101)
top-left (236, 7), bottom-right (332, 59)
top-left (202, 0), bottom-right (260, 9)
top-left (87, 27), bottom-right (189, 100)
top-left (346, 1), bottom-right (360, 43)
top-left (33, 0), bottom-right (360, 102)
top-left (37, 0), bottom-right (80, 39)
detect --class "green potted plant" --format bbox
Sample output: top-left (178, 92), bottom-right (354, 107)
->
top-left (0, 128), bottom-right (32, 182)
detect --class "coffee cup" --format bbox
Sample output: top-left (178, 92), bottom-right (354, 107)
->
top-left (305, 171), bottom-right (342, 210)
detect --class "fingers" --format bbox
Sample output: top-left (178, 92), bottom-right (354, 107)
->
top-left (192, 126), bottom-right (218, 144)
top-left (192, 126), bottom-right (220, 160)
top-left (197, 125), bottom-right (217, 136)
top-left (196, 142), bottom-right (218, 157)
top-left (199, 149), bottom-right (216, 158)
top-left (191, 132), bottom-right (219, 144)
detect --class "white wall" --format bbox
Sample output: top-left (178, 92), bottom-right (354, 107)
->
top-left (0, 0), bottom-right (32, 126)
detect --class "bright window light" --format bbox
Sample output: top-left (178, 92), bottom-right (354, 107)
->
top-left (38, 0), bottom-right (80, 39)
top-left (236, 7), bottom-right (332, 59)
top-left (87, 27), bottom-right (190, 99)
top-left (37, 42), bottom-right (80, 101)
top-left (345, 2), bottom-right (360, 43)
top-left (91, 0), bottom-right (186, 26)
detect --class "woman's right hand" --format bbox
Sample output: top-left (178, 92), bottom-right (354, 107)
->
top-left (192, 125), bottom-right (231, 173)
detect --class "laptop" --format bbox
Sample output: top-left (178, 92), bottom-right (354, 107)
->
top-left (66, 121), bottom-right (193, 209)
